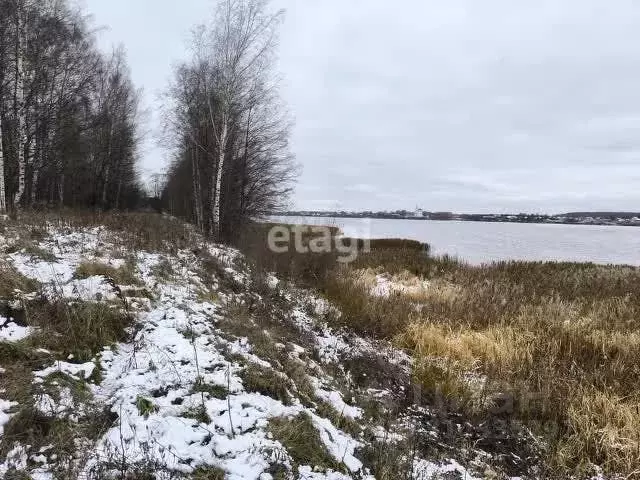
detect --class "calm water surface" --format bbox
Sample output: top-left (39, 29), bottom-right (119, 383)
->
top-left (269, 216), bottom-right (640, 266)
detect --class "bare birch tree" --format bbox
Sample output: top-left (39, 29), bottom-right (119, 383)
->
top-left (196, 0), bottom-right (284, 238)
top-left (13, 0), bottom-right (26, 207)
top-left (162, 0), bottom-right (297, 240)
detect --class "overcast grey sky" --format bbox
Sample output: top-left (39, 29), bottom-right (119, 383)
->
top-left (85, 0), bottom-right (640, 213)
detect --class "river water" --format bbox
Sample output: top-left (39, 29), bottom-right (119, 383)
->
top-left (268, 216), bottom-right (640, 266)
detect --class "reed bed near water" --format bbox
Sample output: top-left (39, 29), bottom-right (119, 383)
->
top-left (239, 222), bottom-right (640, 477)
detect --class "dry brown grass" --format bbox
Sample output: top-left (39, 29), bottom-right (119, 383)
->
top-left (0, 291), bottom-right (124, 474)
top-left (0, 261), bottom-right (39, 297)
top-left (5, 239), bottom-right (58, 262)
top-left (557, 388), bottom-right (640, 474)
top-left (238, 224), bottom-right (640, 476)
top-left (268, 413), bottom-right (342, 472)
top-left (319, 271), bottom-right (417, 338)
top-left (25, 300), bottom-right (133, 362)
top-left (361, 257), bottom-right (640, 476)
top-left (239, 363), bottom-right (293, 405)
top-left (235, 222), bottom-right (340, 287)
top-left (7, 209), bottom-right (198, 254)
top-left (13, 213), bottom-right (626, 476)
top-left (74, 260), bottom-right (140, 286)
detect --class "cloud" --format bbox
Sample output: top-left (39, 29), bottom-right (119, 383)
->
top-left (346, 184), bottom-right (377, 194)
top-left (87, 0), bottom-right (640, 212)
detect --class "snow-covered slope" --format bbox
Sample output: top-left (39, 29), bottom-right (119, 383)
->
top-left (0, 220), bottom-right (535, 479)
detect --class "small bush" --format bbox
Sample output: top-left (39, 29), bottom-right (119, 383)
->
top-left (121, 286), bottom-right (153, 299)
top-left (197, 249), bottom-right (244, 293)
top-left (182, 404), bottom-right (211, 424)
top-left (151, 257), bottom-right (174, 279)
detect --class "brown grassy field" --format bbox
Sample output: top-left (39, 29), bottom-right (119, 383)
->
top-left (240, 222), bottom-right (640, 477)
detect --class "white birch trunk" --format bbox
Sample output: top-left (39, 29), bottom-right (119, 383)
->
top-left (13, 5), bottom-right (26, 208)
top-left (0, 115), bottom-right (6, 214)
top-left (211, 119), bottom-right (227, 238)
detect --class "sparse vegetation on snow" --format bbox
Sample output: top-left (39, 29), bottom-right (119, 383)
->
top-left (0, 212), bottom-right (487, 479)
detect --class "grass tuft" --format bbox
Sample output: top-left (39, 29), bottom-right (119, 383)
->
top-left (27, 300), bottom-right (132, 361)
top-left (191, 465), bottom-right (226, 479)
top-left (0, 262), bottom-right (38, 297)
top-left (135, 396), bottom-right (158, 418)
top-left (313, 400), bottom-right (362, 438)
top-left (182, 404), bottom-right (211, 424)
top-left (268, 413), bottom-right (341, 472)
top-left (74, 260), bottom-right (140, 286)
top-left (239, 363), bottom-right (292, 405)
top-left (21, 244), bottom-right (58, 262)
top-left (191, 380), bottom-right (228, 400)
top-left (151, 257), bottom-right (175, 280)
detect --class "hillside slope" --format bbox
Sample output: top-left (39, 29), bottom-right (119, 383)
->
top-left (0, 215), bottom-right (540, 479)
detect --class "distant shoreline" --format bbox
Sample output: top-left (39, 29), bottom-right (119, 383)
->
top-left (274, 212), bottom-right (640, 227)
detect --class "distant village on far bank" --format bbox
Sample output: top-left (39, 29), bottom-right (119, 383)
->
top-left (279, 209), bottom-right (640, 227)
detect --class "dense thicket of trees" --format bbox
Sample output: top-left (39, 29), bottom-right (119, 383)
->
top-left (0, 0), bottom-right (143, 213)
top-left (162, 0), bottom-right (297, 241)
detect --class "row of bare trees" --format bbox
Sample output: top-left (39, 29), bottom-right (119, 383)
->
top-left (0, 0), bottom-right (143, 214)
top-left (162, 0), bottom-right (297, 241)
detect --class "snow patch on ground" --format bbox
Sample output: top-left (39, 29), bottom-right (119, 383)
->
top-left (34, 361), bottom-right (96, 382)
top-left (10, 253), bottom-right (75, 284)
top-left (370, 273), bottom-right (430, 298)
top-left (0, 317), bottom-right (33, 341)
top-left (413, 457), bottom-right (481, 480)
top-left (34, 387), bottom-right (75, 417)
top-left (312, 378), bottom-right (362, 420)
top-left (0, 399), bottom-right (17, 436)
top-left (43, 275), bottom-right (118, 301)
top-left (81, 251), bottom-right (366, 478)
